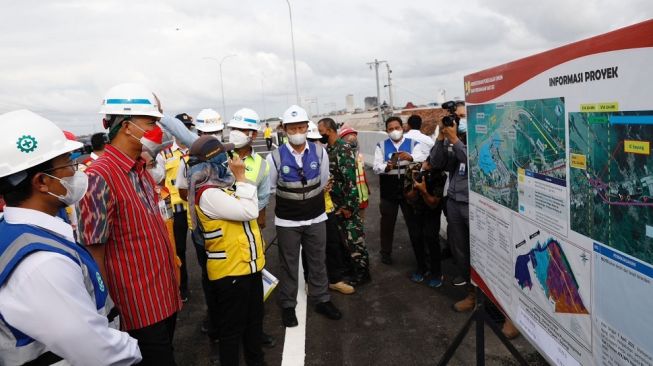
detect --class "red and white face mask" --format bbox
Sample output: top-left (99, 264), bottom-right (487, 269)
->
top-left (129, 121), bottom-right (164, 155)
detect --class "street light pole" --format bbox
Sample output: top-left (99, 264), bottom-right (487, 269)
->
top-left (284, 0), bottom-right (300, 105)
top-left (203, 55), bottom-right (237, 119)
top-left (385, 63), bottom-right (394, 111)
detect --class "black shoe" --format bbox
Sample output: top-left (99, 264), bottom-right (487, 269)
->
top-left (282, 308), bottom-right (298, 327)
top-left (201, 317), bottom-right (209, 333)
top-left (349, 269), bottom-right (371, 287)
top-left (381, 254), bottom-right (392, 265)
top-left (452, 276), bottom-right (468, 286)
top-left (315, 301), bottom-right (342, 320)
top-left (262, 331), bottom-right (276, 348)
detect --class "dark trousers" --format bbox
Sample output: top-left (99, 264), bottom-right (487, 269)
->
top-left (173, 211), bottom-right (189, 293)
top-left (265, 138), bottom-right (273, 150)
top-left (446, 199), bottom-right (470, 280)
top-left (379, 197), bottom-right (420, 256)
top-left (193, 240), bottom-right (219, 338)
top-left (211, 272), bottom-right (265, 366)
top-left (411, 206), bottom-right (443, 276)
top-left (129, 313), bottom-right (178, 366)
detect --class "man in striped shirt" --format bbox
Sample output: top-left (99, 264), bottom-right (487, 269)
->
top-left (78, 83), bottom-right (181, 366)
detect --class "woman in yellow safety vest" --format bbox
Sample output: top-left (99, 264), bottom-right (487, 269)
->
top-left (187, 135), bottom-right (266, 366)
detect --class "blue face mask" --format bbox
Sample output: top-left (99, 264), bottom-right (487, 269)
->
top-left (458, 118), bottom-right (467, 134)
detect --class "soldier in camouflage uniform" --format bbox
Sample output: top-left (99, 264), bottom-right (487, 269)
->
top-left (317, 118), bottom-right (371, 286)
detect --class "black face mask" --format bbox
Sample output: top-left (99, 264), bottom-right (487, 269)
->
top-left (319, 134), bottom-right (329, 144)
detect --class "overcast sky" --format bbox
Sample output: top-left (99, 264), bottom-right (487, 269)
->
top-left (1, 0), bottom-right (651, 134)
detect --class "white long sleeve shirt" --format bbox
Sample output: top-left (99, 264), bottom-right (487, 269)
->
top-left (266, 142), bottom-right (330, 227)
top-left (0, 207), bottom-right (142, 366)
top-left (405, 129), bottom-right (433, 162)
top-left (199, 182), bottom-right (259, 221)
top-left (373, 137), bottom-right (414, 175)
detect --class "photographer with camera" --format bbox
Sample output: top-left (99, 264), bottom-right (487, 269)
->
top-left (403, 160), bottom-right (447, 288)
top-left (429, 100), bottom-right (475, 311)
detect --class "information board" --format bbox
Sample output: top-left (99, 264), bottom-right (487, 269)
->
top-left (464, 20), bottom-right (653, 366)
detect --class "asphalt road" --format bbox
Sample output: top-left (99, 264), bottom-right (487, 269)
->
top-left (172, 137), bottom-right (548, 365)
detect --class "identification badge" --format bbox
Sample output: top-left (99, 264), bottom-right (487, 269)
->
top-left (158, 199), bottom-right (172, 220)
top-left (458, 163), bottom-right (466, 176)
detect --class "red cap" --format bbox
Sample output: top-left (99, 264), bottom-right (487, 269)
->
top-left (338, 127), bottom-right (357, 138)
top-left (63, 130), bottom-right (77, 141)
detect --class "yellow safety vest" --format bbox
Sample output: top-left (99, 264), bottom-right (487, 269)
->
top-left (233, 151), bottom-right (269, 186)
top-left (324, 191), bottom-right (335, 214)
top-left (264, 127), bottom-right (272, 139)
top-left (195, 188), bottom-right (266, 281)
top-left (163, 148), bottom-right (189, 209)
top-left (356, 153), bottom-right (370, 206)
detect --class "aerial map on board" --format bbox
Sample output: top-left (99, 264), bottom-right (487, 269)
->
top-left (569, 111), bottom-right (653, 265)
top-left (512, 219), bottom-right (592, 350)
top-left (468, 98), bottom-right (566, 211)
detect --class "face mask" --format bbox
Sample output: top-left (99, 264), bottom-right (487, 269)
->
top-left (458, 118), bottom-right (468, 134)
top-left (388, 130), bottom-right (403, 141)
top-left (130, 122), bottom-right (164, 154)
top-left (288, 132), bottom-right (307, 145)
top-left (46, 171), bottom-right (89, 206)
top-left (348, 141), bottom-right (359, 150)
top-left (229, 130), bottom-right (251, 148)
top-left (319, 134), bottom-right (329, 144)
top-left (148, 161), bottom-right (166, 184)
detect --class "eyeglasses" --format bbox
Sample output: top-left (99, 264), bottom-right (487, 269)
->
top-left (43, 161), bottom-right (79, 173)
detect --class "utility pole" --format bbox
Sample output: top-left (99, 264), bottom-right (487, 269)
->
top-left (284, 0), bottom-right (300, 105)
top-left (385, 63), bottom-right (394, 111)
top-left (367, 58), bottom-right (387, 129)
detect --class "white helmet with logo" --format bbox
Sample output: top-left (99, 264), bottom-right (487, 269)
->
top-left (227, 108), bottom-right (260, 131)
top-left (195, 109), bottom-right (224, 132)
top-left (307, 121), bottom-right (321, 140)
top-left (0, 110), bottom-right (83, 179)
top-left (282, 105), bottom-right (309, 125)
top-left (98, 83), bottom-right (163, 118)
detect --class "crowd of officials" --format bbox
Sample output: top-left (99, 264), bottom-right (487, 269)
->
top-left (0, 82), bottom-right (517, 366)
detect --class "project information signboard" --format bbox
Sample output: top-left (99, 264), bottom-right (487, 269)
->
top-left (464, 20), bottom-right (653, 366)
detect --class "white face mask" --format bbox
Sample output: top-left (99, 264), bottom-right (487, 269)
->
top-left (388, 130), bottom-right (403, 141)
top-left (229, 130), bottom-right (252, 148)
top-left (46, 171), bottom-right (89, 206)
top-left (458, 118), bottom-right (468, 134)
top-left (288, 132), bottom-right (307, 146)
top-left (148, 162), bottom-right (166, 184)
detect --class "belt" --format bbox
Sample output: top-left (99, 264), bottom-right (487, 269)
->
top-left (173, 203), bottom-right (187, 213)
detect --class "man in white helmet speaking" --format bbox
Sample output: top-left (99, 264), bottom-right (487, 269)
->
top-left (0, 110), bottom-right (142, 365)
top-left (77, 83), bottom-right (182, 366)
top-left (267, 105), bottom-right (342, 327)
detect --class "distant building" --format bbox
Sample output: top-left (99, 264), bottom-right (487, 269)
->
top-left (364, 96), bottom-right (378, 110)
top-left (436, 89), bottom-right (446, 105)
top-left (346, 94), bottom-right (355, 113)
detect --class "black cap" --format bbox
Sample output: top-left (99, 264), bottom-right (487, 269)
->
top-left (189, 135), bottom-right (234, 164)
top-left (175, 113), bottom-right (194, 126)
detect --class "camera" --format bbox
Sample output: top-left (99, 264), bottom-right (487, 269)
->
top-left (441, 100), bottom-right (462, 127)
top-left (414, 170), bottom-right (428, 183)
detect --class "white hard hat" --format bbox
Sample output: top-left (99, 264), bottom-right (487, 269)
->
top-left (282, 105), bottom-right (309, 125)
top-left (307, 121), bottom-right (321, 140)
top-left (0, 110), bottom-right (83, 178)
top-left (195, 109), bottom-right (224, 132)
top-left (227, 108), bottom-right (260, 131)
top-left (98, 83), bottom-right (163, 118)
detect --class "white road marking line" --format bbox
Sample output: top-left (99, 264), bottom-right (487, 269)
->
top-left (281, 248), bottom-right (307, 366)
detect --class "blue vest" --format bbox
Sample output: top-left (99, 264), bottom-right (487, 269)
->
top-left (0, 220), bottom-right (117, 365)
top-left (271, 143), bottom-right (326, 221)
top-left (377, 137), bottom-right (417, 200)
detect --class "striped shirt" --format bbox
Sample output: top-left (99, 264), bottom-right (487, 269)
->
top-left (78, 145), bottom-right (181, 330)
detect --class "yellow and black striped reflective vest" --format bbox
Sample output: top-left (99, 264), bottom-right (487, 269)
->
top-left (194, 187), bottom-right (265, 281)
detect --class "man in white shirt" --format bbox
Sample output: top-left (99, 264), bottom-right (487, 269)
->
top-left (404, 114), bottom-right (434, 162)
top-left (266, 105), bottom-right (342, 327)
top-left (0, 110), bottom-right (141, 366)
top-left (373, 116), bottom-right (422, 265)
